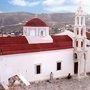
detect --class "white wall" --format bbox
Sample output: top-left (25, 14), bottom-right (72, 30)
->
top-left (0, 48), bottom-right (74, 85)
top-left (23, 27), bottom-right (49, 37)
top-left (23, 26), bottom-right (53, 44)
top-left (86, 47), bottom-right (90, 72)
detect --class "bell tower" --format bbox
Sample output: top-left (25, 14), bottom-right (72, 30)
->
top-left (74, 5), bottom-right (87, 77)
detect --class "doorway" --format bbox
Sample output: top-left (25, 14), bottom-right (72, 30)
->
top-left (74, 62), bottom-right (78, 74)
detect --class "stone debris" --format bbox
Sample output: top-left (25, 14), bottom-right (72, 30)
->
top-left (17, 74), bottom-right (30, 86)
top-left (8, 74), bottom-right (30, 90)
top-left (0, 84), bottom-right (5, 90)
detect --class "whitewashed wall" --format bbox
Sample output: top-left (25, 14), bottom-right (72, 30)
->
top-left (86, 47), bottom-right (90, 72)
top-left (23, 26), bottom-right (53, 44)
top-left (0, 48), bottom-right (74, 85)
top-left (23, 27), bottom-right (49, 37)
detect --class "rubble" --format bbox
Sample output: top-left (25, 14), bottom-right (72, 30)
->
top-left (8, 74), bottom-right (30, 90)
top-left (0, 84), bottom-right (5, 90)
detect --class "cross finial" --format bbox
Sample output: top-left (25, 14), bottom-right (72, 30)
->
top-left (76, 0), bottom-right (84, 14)
top-left (78, 0), bottom-right (83, 10)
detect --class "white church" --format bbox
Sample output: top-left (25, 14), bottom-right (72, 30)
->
top-left (0, 5), bottom-right (90, 86)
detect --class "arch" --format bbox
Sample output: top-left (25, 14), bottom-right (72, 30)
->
top-left (74, 53), bottom-right (78, 59)
top-left (77, 17), bottom-right (79, 25)
top-left (81, 41), bottom-right (83, 47)
top-left (81, 28), bottom-right (83, 36)
top-left (41, 30), bottom-right (44, 36)
top-left (77, 28), bottom-right (79, 35)
top-left (84, 53), bottom-right (86, 59)
top-left (76, 40), bottom-right (78, 47)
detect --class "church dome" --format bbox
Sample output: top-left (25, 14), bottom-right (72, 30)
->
top-left (25, 18), bottom-right (47, 27)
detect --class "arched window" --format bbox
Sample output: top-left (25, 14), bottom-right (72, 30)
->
top-left (41, 31), bottom-right (44, 36)
top-left (74, 53), bottom-right (77, 59)
top-left (77, 28), bottom-right (79, 35)
top-left (84, 53), bottom-right (86, 59)
top-left (77, 17), bottom-right (79, 25)
top-left (81, 29), bottom-right (83, 36)
top-left (81, 41), bottom-right (83, 47)
top-left (76, 41), bottom-right (78, 47)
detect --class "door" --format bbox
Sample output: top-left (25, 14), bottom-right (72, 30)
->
top-left (74, 62), bottom-right (78, 74)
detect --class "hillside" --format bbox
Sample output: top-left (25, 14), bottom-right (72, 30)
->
top-left (0, 12), bottom-right (90, 34)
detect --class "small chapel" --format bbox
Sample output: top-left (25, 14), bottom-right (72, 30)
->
top-left (0, 4), bottom-right (90, 86)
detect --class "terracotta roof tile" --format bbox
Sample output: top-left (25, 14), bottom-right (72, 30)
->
top-left (0, 35), bottom-right (73, 55)
top-left (25, 18), bottom-right (47, 27)
top-left (0, 36), bottom-right (28, 45)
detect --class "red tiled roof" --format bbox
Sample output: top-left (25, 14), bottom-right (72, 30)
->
top-left (0, 36), bottom-right (28, 45)
top-left (25, 18), bottom-right (47, 27)
top-left (0, 35), bottom-right (73, 55)
top-left (52, 35), bottom-right (72, 42)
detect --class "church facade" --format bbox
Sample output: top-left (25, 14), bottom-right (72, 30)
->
top-left (0, 6), bottom-right (90, 86)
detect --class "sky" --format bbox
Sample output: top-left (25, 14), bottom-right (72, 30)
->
top-left (0, 0), bottom-right (90, 14)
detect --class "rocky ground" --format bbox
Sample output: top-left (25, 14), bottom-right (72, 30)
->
top-left (29, 76), bottom-right (90, 90)
top-left (2, 75), bottom-right (90, 90)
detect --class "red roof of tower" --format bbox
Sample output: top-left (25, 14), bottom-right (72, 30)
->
top-left (25, 18), bottom-right (47, 27)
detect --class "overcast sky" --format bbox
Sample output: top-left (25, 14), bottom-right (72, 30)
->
top-left (0, 0), bottom-right (90, 14)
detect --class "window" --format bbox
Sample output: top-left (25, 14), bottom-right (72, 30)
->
top-left (77, 28), bottom-right (79, 35)
top-left (76, 41), bottom-right (78, 47)
top-left (84, 53), bottom-right (86, 59)
top-left (77, 17), bottom-right (79, 25)
top-left (74, 53), bottom-right (77, 59)
top-left (57, 62), bottom-right (61, 71)
top-left (41, 31), bottom-right (44, 36)
top-left (36, 65), bottom-right (41, 74)
top-left (81, 41), bottom-right (83, 47)
top-left (81, 29), bottom-right (83, 36)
